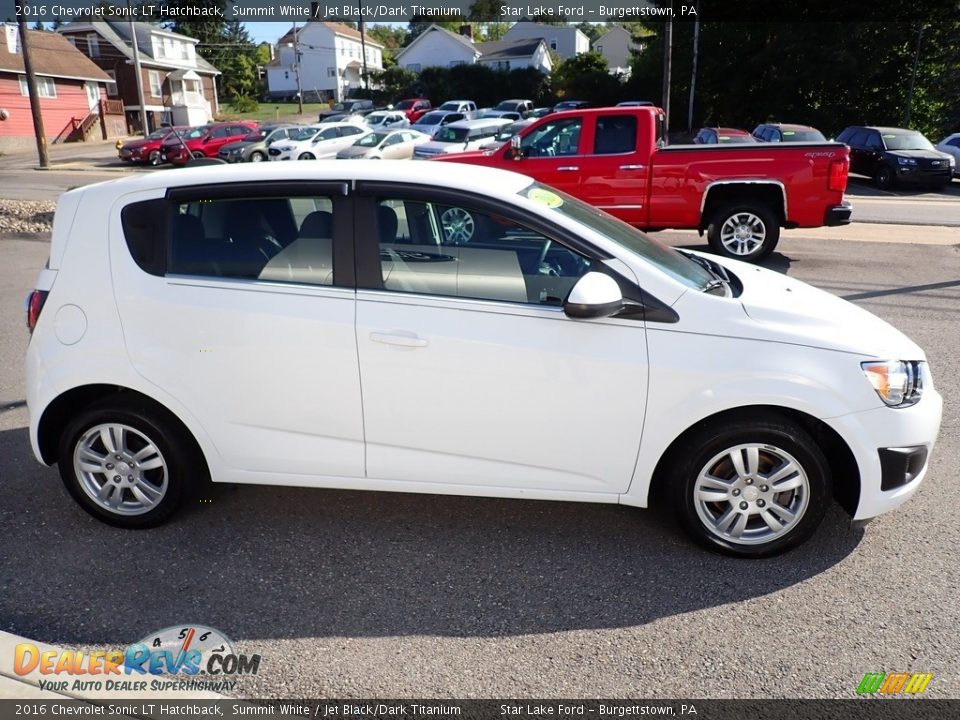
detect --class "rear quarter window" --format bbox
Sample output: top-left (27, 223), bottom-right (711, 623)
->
top-left (121, 199), bottom-right (168, 276)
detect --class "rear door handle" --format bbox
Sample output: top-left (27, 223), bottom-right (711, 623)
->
top-left (557, 166), bottom-right (579, 172)
top-left (619, 164), bottom-right (646, 170)
top-left (369, 331), bottom-right (428, 348)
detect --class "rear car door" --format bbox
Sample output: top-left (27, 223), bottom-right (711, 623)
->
top-left (110, 182), bottom-right (364, 482)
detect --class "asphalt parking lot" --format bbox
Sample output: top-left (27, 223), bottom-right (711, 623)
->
top-left (0, 161), bottom-right (958, 699)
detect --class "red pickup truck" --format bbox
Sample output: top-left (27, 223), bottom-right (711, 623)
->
top-left (435, 106), bottom-right (851, 261)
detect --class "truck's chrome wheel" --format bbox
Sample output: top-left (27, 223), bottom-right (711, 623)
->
top-left (693, 443), bottom-right (809, 545)
top-left (719, 212), bottom-right (766, 256)
top-left (73, 423), bottom-right (169, 516)
top-left (441, 207), bottom-right (476, 244)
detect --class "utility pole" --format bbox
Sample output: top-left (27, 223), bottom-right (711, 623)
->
top-left (904, 23), bottom-right (925, 126)
top-left (661, 20), bottom-right (673, 133)
top-left (293, 22), bottom-right (303, 113)
top-left (687, 13), bottom-right (700, 134)
top-left (359, 16), bottom-right (368, 90)
top-left (128, 8), bottom-right (149, 134)
top-left (16, 13), bottom-right (49, 168)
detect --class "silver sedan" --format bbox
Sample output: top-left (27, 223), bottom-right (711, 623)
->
top-left (336, 129), bottom-right (432, 160)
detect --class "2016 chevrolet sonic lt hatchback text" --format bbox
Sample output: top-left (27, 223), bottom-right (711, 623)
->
top-left (24, 162), bottom-right (942, 557)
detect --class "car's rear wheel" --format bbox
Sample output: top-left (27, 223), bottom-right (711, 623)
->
top-left (299, 152), bottom-right (315, 160)
top-left (249, 151), bottom-right (265, 162)
top-left (57, 398), bottom-right (201, 528)
top-left (875, 165), bottom-right (895, 190)
top-left (670, 416), bottom-right (831, 557)
top-left (707, 203), bottom-right (780, 261)
top-left (147, 150), bottom-right (161, 166)
top-left (191, 151), bottom-right (205, 160)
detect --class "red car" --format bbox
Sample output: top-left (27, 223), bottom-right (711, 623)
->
top-left (118, 126), bottom-right (189, 166)
top-left (693, 127), bottom-right (757, 144)
top-left (394, 98), bottom-right (432, 123)
top-left (161, 122), bottom-right (259, 165)
top-left (436, 106), bottom-right (851, 262)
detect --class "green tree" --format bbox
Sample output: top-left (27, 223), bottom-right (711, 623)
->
top-left (552, 51), bottom-right (620, 105)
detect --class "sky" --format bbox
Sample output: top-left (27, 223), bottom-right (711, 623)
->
top-left (244, 21), bottom-right (405, 45)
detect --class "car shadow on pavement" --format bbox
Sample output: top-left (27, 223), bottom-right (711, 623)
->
top-left (0, 425), bottom-right (863, 645)
top-left (677, 243), bottom-right (793, 275)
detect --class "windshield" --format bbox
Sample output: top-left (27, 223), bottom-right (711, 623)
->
top-left (292, 127), bottom-right (321, 141)
top-left (434, 127), bottom-right (469, 143)
top-left (356, 132), bottom-right (387, 147)
top-left (718, 134), bottom-right (756, 144)
top-left (147, 129), bottom-right (169, 140)
top-left (417, 112), bottom-right (446, 125)
top-left (331, 103), bottom-right (346, 111)
top-left (495, 122), bottom-right (526, 141)
top-left (883, 132), bottom-right (935, 151)
top-left (438, 102), bottom-right (463, 111)
top-left (518, 183), bottom-right (716, 291)
top-left (782, 129), bottom-right (825, 142)
top-left (495, 102), bottom-right (517, 111)
top-left (395, 100), bottom-right (415, 110)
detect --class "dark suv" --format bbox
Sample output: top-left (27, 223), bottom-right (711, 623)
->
top-left (753, 123), bottom-right (826, 143)
top-left (836, 125), bottom-right (954, 189)
top-left (318, 99), bottom-right (375, 121)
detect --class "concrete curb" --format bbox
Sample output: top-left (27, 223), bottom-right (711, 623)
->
top-left (0, 630), bottom-right (225, 701)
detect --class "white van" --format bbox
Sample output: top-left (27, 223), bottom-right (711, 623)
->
top-left (413, 118), bottom-right (512, 159)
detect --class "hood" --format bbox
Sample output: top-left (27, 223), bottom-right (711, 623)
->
top-left (887, 149), bottom-right (951, 161)
top-left (122, 138), bottom-right (150, 150)
top-left (721, 257), bottom-right (924, 360)
top-left (221, 140), bottom-right (256, 152)
top-left (431, 149), bottom-right (494, 162)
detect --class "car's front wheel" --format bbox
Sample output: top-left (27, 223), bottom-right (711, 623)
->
top-left (875, 165), bottom-right (895, 190)
top-left (57, 398), bottom-right (200, 528)
top-left (249, 151), bottom-right (265, 162)
top-left (148, 150), bottom-right (161, 166)
top-left (299, 152), bottom-right (315, 160)
top-left (670, 416), bottom-right (832, 557)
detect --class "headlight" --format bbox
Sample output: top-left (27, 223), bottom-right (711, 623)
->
top-left (897, 157), bottom-right (917, 166)
top-left (861, 360), bottom-right (926, 407)
top-left (947, 156), bottom-right (956, 168)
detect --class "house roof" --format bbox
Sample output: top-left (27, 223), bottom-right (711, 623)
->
top-left (476, 38), bottom-right (544, 61)
top-left (61, 21), bottom-right (220, 75)
top-left (0, 25), bottom-right (111, 83)
top-left (394, 24), bottom-right (479, 62)
top-left (276, 22), bottom-right (383, 48)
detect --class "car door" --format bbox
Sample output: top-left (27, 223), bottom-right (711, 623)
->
top-left (110, 182), bottom-right (364, 481)
top-left (380, 132), bottom-right (407, 159)
top-left (863, 130), bottom-right (886, 176)
top-left (505, 115), bottom-right (585, 196)
top-left (844, 130), bottom-right (871, 175)
top-left (351, 185), bottom-right (648, 494)
top-left (578, 113), bottom-right (648, 225)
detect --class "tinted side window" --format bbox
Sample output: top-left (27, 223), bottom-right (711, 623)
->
top-left (594, 115), bottom-right (638, 154)
top-left (121, 199), bottom-right (168, 276)
top-left (847, 130), bottom-right (869, 147)
top-left (168, 195), bottom-right (336, 286)
top-left (371, 198), bottom-right (594, 306)
top-left (948, 138), bottom-right (960, 148)
top-left (866, 132), bottom-right (884, 150)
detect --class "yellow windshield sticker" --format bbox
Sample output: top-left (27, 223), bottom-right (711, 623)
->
top-left (526, 187), bottom-right (564, 208)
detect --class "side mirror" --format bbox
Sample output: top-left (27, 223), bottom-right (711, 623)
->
top-left (564, 272), bottom-right (623, 320)
top-left (507, 135), bottom-right (523, 160)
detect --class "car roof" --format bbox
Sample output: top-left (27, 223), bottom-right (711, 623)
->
top-left (709, 127), bottom-right (751, 135)
top-left (446, 118), bottom-right (512, 129)
top-left (846, 126), bottom-right (917, 134)
top-left (75, 160), bottom-right (536, 203)
top-left (757, 123), bottom-right (820, 131)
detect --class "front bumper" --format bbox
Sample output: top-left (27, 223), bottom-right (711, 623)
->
top-left (826, 388), bottom-right (943, 521)
top-left (895, 166), bottom-right (952, 185)
top-left (825, 201), bottom-right (853, 226)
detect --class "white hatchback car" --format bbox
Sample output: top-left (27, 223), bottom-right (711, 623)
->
top-left (269, 122), bottom-right (368, 160)
top-left (25, 162), bottom-right (941, 557)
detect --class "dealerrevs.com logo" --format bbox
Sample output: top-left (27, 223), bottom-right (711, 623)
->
top-left (14, 625), bottom-right (260, 694)
top-left (856, 672), bottom-right (934, 695)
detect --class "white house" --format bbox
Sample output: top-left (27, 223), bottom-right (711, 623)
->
top-left (267, 22), bottom-right (383, 102)
top-left (502, 22), bottom-right (590, 60)
top-left (393, 25), bottom-right (479, 71)
top-left (476, 38), bottom-right (552, 73)
top-left (594, 25), bottom-right (644, 76)
top-left (394, 25), bottom-right (551, 74)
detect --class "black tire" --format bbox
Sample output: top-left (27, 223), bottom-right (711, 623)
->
top-left (249, 151), bottom-right (266, 162)
top-left (299, 152), bottom-right (315, 160)
top-left (706, 202), bottom-right (780, 262)
top-left (148, 150), bottom-right (161, 166)
top-left (191, 151), bottom-right (205, 160)
top-left (57, 397), bottom-right (202, 528)
top-left (669, 415), bottom-right (832, 558)
top-left (875, 165), bottom-right (895, 190)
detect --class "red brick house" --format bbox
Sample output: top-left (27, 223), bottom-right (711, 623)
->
top-left (61, 21), bottom-right (220, 134)
top-left (0, 23), bottom-right (117, 152)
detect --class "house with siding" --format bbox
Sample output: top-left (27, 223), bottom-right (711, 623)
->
top-left (594, 25), bottom-right (646, 77)
top-left (502, 22), bottom-right (590, 60)
top-left (0, 23), bottom-right (115, 152)
top-left (61, 21), bottom-right (220, 133)
top-left (394, 25), bottom-right (552, 74)
top-left (266, 22), bottom-right (383, 102)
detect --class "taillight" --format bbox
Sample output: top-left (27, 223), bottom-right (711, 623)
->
top-left (25, 290), bottom-right (48, 333)
top-left (828, 158), bottom-right (849, 192)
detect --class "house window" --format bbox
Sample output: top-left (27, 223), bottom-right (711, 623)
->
top-left (19, 76), bottom-right (57, 98)
top-left (449, 60), bottom-right (465, 67)
top-left (105, 70), bottom-right (118, 96)
top-left (87, 34), bottom-right (100, 57)
top-left (327, 67), bottom-right (336, 77)
top-left (407, 63), bottom-right (421, 72)
top-left (148, 71), bottom-right (162, 98)
top-left (596, 44), bottom-right (603, 52)
top-left (550, 39), bottom-right (558, 50)
top-left (66, 36), bottom-right (77, 47)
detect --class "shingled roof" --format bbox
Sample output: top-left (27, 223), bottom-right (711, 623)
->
top-left (0, 25), bottom-right (111, 83)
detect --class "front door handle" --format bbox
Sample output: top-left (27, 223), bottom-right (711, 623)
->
top-left (369, 331), bottom-right (428, 348)
top-left (619, 164), bottom-right (646, 170)
top-left (557, 165), bottom-right (579, 172)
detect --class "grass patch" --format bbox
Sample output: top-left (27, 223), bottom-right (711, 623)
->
top-left (217, 102), bottom-right (331, 123)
